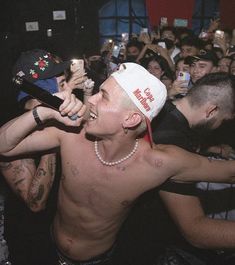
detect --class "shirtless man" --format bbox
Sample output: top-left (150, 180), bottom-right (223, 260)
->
top-left (0, 63), bottom-right (235, 264)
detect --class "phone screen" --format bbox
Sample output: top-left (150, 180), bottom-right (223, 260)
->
top-left (177, 71), bottom-right (190, 87)
top-left (112, 45), bottom-right (121, 58)
top-left (71, 59), bottom-right (84, 73)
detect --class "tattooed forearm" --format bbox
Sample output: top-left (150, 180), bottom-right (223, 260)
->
top-left (38, 168), bottom-right (46, 177)
top-left (14, 178), bottom-right (26, 187)
top-left (48, 156), bottom-right (56, 177)
top-left (0, 153), bottom-right (56, 211)
top-left (28, 185), bottom-right (45, 208)
top-left (29, 168), bottom-right (46, 200)
top-left (27, 154), bottom-right (56, 210)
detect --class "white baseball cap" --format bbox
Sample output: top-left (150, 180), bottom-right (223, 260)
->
top-left (111, 62), bottom-right (167, 146)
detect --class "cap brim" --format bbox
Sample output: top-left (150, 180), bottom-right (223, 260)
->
top-left (184, 56), bottom-right (200, 65)
top-left (55, 60), bottom-right (71, 72)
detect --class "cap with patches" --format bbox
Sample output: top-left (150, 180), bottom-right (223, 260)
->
top-left (111, 62), bottom-right (167, 146)
top-left (13, 49), bottom-right (71, 82)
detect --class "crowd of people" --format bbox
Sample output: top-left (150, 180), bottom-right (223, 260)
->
top-left (0, 17), bottom-right (235, 265)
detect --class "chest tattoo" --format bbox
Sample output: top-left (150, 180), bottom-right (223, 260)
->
top-left (116, 165), bottom-right (126, 171)
top-left (70, 165), bottom-right (80, 178)
top-left (155, 159), bottom-right (163, 168)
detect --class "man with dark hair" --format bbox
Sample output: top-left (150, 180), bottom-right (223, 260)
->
top-left (179, 36), bottom-right (202, 59)
top-left (152, 72), bottom-right (234, 149)
top-left (186, 49), bottom-right (219, 86)
top-left (126, 40), bottom-right (144, 62)
top-left (153, 73), bottom-right (235, 265)
top-left (160, 26), bottom-right (180, 63)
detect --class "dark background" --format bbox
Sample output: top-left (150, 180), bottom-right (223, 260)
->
top-left (0, 0), bottom-right (109, 124)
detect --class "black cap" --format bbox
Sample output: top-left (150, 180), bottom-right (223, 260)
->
top-left (13, 49), bottom-right (71, 82)
top-left (185, 49), bottom-right (218, 66)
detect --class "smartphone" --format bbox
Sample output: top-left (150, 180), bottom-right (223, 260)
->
top-left (158, 41), bottom-right (166, 49)
top-left (140, 28), bottom-right (148, 34)
top-left (160, 17), bottom-right (168, 27)
top-left (214, 30), bottom-right (224, 39)
top-left (121, 33), bottom-right (129, 43)
top-left (228, 45), bottom-right (235, 53)
top-left (213, 30), bottom-right (224, 48)
top-left (112, 45), bottom-right (121, 58)
top-left (71, 59), bottom-right (84, 73)
top-left (177, 71), bottom-right (190, 88)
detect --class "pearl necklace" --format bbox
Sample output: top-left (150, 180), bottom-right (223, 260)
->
top-left (94, 139), bottom-right (139, 166)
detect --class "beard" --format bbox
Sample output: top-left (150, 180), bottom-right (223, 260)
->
top-left (191, 118), bottom-right (216, 137)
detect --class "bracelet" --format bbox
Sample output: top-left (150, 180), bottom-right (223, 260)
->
top-left (84, 92), bottom-right (92, 96)
top-left (32, 107), bottom-right (43, 125)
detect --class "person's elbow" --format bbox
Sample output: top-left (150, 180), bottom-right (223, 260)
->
top-left (181, 230), bottom-right (209, 249)
top-left (179, 217), bottom-right (219, 249)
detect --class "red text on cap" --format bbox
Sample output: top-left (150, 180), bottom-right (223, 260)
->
top-left (133, 88), bottom-right (154, 112)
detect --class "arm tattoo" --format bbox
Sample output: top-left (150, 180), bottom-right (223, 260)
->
top-left (29, 185), bottom-right (45, 208)
top-left (28, 154), bottom-right (56, 209)
top-left (38, 168), bottom-right (46, 177)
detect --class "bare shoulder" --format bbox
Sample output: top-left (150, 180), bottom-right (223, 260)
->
top-left (151, 143), bottom-right (188, 160)
top-left (140, 142), bottom-right (186, 174)
top-left (149, 143), bottom-right (199, 175)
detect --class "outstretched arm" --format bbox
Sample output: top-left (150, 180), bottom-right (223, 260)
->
top-left (0, 153), bottom-right (56, 212)
top-left (161, 145), bottom-right (235, 183)
top-left (160, 190), bottom-right (235, 249)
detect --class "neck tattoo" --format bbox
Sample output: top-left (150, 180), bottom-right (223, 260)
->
top-left (94, 139), bottom-right (139, 166)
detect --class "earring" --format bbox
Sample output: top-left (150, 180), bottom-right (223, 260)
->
top-left (123, 126), bottom-right (128, 134)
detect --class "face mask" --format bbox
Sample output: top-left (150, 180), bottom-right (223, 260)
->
top-left (126, 55), bottom-right (138, 62)
top-left (163, 38), bottom-right (174, 50)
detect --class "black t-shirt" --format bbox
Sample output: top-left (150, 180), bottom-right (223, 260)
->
top-left (152, 100), bottom-right (200, 152)
top-left (152, 100), bottom-right (200, 195)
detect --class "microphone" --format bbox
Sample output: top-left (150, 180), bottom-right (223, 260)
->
top-left (13, 76), bottom-right (78, 120)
